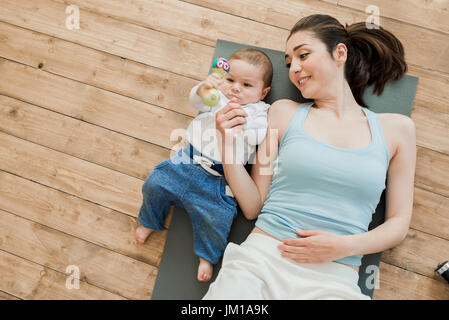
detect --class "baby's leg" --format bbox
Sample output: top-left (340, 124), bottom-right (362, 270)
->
top-left (198, 257), bottom-right (214, 282)
top-left (136, 159), bottom-right (181, 244)
top-left (185, 189), bottom-right (237, 282)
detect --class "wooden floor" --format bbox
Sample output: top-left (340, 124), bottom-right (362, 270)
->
top-left (0, 0), bottom-right (448, 300)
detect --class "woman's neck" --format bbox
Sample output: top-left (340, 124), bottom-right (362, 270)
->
top-left (313, 80), bottom-right (361, 120)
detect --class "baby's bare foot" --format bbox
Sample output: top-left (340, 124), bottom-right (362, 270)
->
top-left (198, 258), bottom-right (213, 282)
top-left (135, 225), bottom-right (154, 244)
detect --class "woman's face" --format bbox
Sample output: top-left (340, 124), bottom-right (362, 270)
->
top-left (285, 31), bottom-right (342, 99)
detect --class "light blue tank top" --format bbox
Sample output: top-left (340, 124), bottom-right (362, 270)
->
top-left (255, 102), bottom-right (390, 266)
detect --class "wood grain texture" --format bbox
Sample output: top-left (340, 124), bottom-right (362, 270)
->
top-left (0, 0), bottom-right (213, 79)
top-left (0, 290), bottom-right (20, 300)
top-left (0, 250), bottom-right (125, 299)
top-left (53, 0), bottom-right (286, 49)
top-left (0, 58), bottom-right (192, 150)
top-left (0, 21), bottom-right (199, 118)
top-left (0, 171), bottom-right (166, 267)
top-left (0, 131), bottom-right (142, 216)
top-left (0, 94), bottom-right (170, 180)
top-left (0, 209), bottom-right (157, 299)
top-left (325, 0), bottom-right (449, 34)
top-left (373, 262), bottom-right (449, 300)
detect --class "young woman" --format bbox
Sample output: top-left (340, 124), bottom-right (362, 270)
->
top-left (203, 14), bottom-right (416, 300)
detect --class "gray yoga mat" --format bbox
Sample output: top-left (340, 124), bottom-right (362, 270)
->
top-left (151, 39), bottom-right (418, 299)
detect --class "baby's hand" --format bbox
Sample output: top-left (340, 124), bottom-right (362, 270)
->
top-left (196, 73), bottom-right (223, 96)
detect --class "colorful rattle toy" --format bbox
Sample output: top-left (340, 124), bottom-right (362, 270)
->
top-left (201, 57), bottom-right (230, 107)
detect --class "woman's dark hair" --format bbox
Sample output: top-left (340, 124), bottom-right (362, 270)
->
top-left (287, 14), bottom-right (407, 108)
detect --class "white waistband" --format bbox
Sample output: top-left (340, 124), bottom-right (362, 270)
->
top-left (243, 233), bottom-right (359, 281)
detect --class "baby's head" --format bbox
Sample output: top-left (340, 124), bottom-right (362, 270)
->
top-left (219, 48), bottom-right (272, 105)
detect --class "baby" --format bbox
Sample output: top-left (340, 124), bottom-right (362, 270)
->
top-left (135, 48), bottom-right (273, 282)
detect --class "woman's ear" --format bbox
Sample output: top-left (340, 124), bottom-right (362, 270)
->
top-left (333, 43), bottom-right (348, 66)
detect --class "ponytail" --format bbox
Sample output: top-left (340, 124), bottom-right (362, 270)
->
top-left (345, 22), bottom-right (407, 108)
top-left (288, 15), bottom-right (407, 108)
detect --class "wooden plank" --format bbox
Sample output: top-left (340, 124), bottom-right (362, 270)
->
top-left (324, 0), bottom-right (449, 35)
top-left (380, 227), bottom-right (449, 282)
top-left (0, 94), bottom-right (170, 180)
top-left (373, 262), bottom-right (449, 300)
top-left (0, 0), bottom-right (213, 80)
top-left (0, 21), bottom-right (199, 118)
top-left (0, 250), bottom-right (125, 299)
top-left (0, 170), bottom-right (166, 267)
top-left (412, 105), bottom-right (449, 155)
top-left (411, 187), bottom-right (449, 241)
top-left (416, 146), bottom-right (449, 199)
top-left (0, 209), bottom-right (156, 299)
top-left (0, 58), bottom-right (192, 151)
top-left (184, 0), bottom-right (449, 74)
top-left (0, 131), bottom-right (142, 217)
top-left (52, 0), bottom-right (286, 50)
top-left (0, 290), bottom-right (20, 300)
top-left (408, 65), bottom-right (449, 115)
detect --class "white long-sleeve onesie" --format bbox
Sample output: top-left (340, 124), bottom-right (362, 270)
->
top-left (186, 83), bottom-right (270, 164)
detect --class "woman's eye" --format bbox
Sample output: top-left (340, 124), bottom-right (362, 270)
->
top-left (244, 83), bottom-right (252, 87)
top-left (226, 78), bottom-right (234, 82)
top-left (300, 53), bottom-right (309, 59)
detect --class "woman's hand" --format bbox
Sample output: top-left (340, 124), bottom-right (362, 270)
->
top-left (215, 99), bottom-right (248, 165)
top-left (277, 230), bottom-right (351, 264)
top-left (215, 98), bottom-right (248, 141)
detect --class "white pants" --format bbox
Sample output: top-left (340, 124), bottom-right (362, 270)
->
top-left (203, 233), bottom-right (370, 300)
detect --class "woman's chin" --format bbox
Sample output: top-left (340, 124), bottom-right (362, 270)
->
top-left (298, 88), bottom-right (309, 98)
top-left (298, 87), bottom-right (315, 99)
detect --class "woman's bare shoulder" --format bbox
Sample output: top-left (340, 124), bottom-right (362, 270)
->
top-left (267, 99), bottom-right (302, 123)
top-left (378, 112), bottom-right (416, 157)
top-left (378, 112), bottom-right (415, 133)
top-left (269, 99), bottom-right (302, 109)
top-left (267, 99), bottom-right (304, 143)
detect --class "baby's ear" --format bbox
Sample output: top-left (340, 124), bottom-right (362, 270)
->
top-left (261, 86), bottom-right (271, 100)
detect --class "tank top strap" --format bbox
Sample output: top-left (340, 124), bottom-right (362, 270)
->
top-left (280, 102), bottom-right (314, 148)
top-left (361, 107), bottom-right (378, 144)
top-left (362, 107), bottom-right (391, 165)
top-left (298, 101), bottom-right (315, 125)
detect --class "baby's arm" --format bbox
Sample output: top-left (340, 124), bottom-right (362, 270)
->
top-left (189, 83), bottom-right (212, 112)
top-left (189, 74), bottom-right (223, 112)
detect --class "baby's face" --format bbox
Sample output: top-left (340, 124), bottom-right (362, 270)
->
top-left (219, 59), bottom-right (269, 105)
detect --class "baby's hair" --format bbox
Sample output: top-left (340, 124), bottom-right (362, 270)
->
top-left (228, 48), bottom-right (273, 88)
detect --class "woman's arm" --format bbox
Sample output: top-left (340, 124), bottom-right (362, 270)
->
top-left (278, 115), bottom-right (417, 263)
top-left (344, 115), bottom-right (416, 256)
top-left (216, 100), bottom-right (282, 220)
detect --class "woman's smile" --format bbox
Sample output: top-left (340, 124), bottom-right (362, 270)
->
top-left (298, 76), bottom-right (311, 87)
